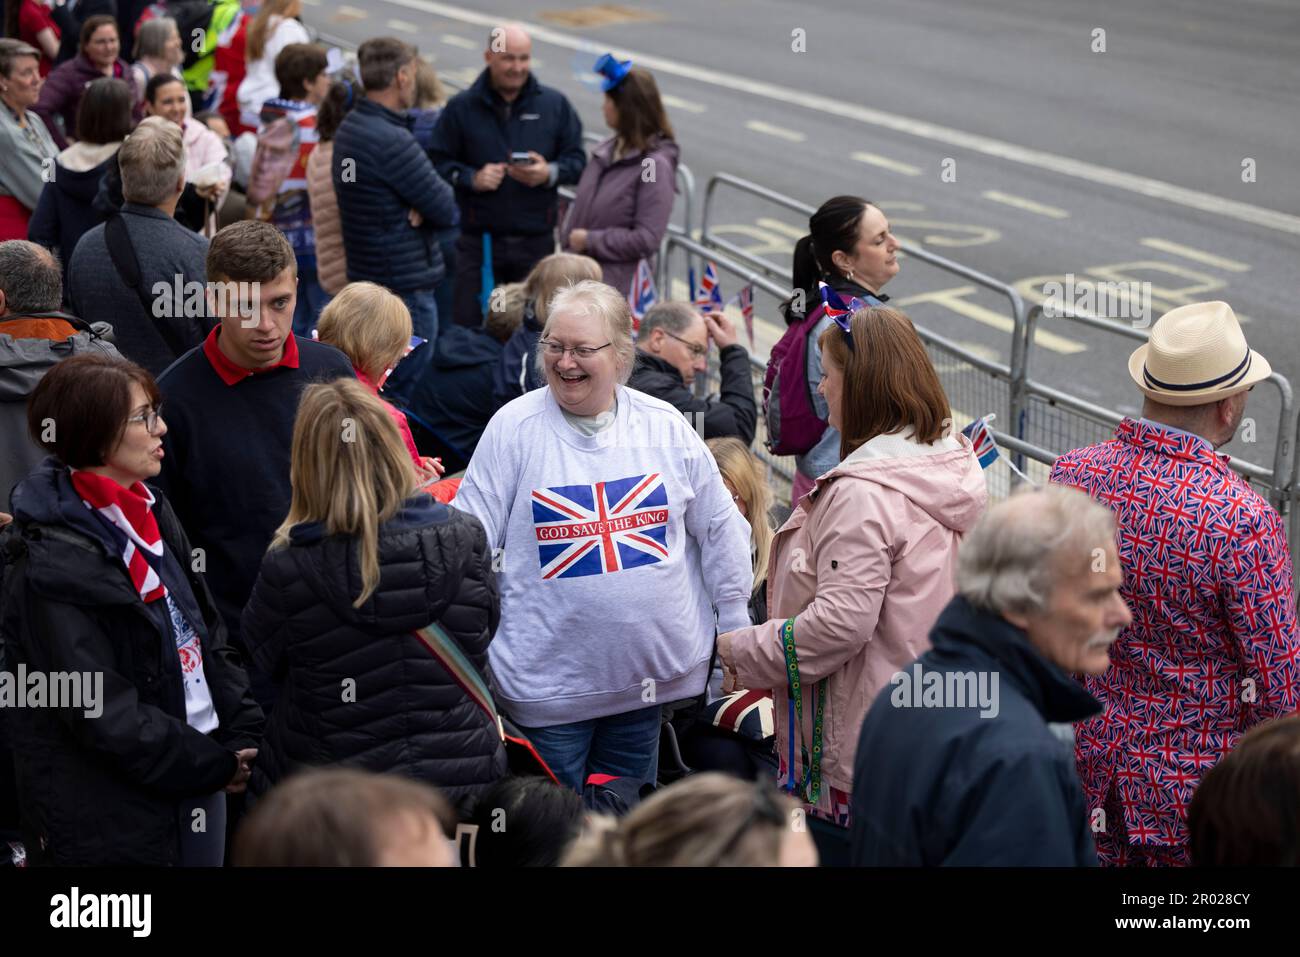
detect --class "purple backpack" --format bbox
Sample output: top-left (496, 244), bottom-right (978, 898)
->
top-left (763, 287), bottom-right (880, 455)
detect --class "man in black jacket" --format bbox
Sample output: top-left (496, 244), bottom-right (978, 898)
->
top-left (332, 37), bottom-right (458, 406)
top-left (429, 24), bottom-right (585, 329)
top-left (627, 301), bottom-right (757, 445)
top-left (850, 486), bottom-right (1132, 867)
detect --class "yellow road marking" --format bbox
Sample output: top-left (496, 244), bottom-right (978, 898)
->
top-left (1139, 238), bottom-right (1251, 272)
top-left (386, 18), bottom-right (419, 32)
top-left (981, 190), bottom-right (1069, 219)
top-left (851, 151), bottom-right (922, 176)
top-left (745, 120), bottom-right (805, 143)
top-left (661, 94), bottom-right (707, 114)
top-left (898, 286), bottom-right (1087, 355)
top-left (441, 33), bottom-right (479, 49)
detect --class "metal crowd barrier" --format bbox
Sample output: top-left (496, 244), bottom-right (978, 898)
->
top-left (691, 171), bottom-right (1296, 517)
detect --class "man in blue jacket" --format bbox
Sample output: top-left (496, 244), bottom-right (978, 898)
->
top-left (851, 486), bottom-right (1131, 866)
top-left (429, 24), bottom-right (585, 329)
top-left (332, 37), bottom-right (458, 406)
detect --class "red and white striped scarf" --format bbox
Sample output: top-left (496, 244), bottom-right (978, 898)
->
top-left (70, 470), bottom-right (167, 603)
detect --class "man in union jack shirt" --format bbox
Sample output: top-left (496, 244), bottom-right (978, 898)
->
top-left (1050, 301), bottom-right (1300, 866)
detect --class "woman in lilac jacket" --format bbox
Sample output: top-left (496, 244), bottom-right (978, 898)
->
top-left (560, 55), bottom-right (678, 302)
top-left (33, 15), bottom-right (139, 149)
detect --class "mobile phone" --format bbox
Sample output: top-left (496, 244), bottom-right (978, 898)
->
top-left (509, 152), bottom-right (533, 165)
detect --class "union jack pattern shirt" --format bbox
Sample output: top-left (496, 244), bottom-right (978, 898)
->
top-left (1051, 418), bottom-right (1300, 853)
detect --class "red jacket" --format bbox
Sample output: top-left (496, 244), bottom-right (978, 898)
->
top-left (1051, 417), bottom-right (1300, 852)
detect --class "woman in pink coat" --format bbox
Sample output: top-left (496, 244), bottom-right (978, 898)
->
top-left (718, 305), bottom-right (988, 865)
top-left (144, 74), bottom-right (230, 234)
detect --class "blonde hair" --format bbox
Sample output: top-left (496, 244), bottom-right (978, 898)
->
top-left (271, 379), bottom-right (417, 608)
top-left (315, 282), bottom-right (413, 383)
top-left (119, 116), bottom-right (185, 206)
top-left (707, 437), bottom-right (773, 589)
top-left (524, 252), bottom-right (602, 326)
top-left (540, 280), bottom-right (636, 386)
top-left (562, 774), bottom-right (799, 867)
top-left (413, 58), bottom-right (446, 109)
top-left (485, 282), bottom-right (527, 341)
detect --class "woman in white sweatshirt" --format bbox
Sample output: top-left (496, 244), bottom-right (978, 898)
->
top-left (455, 280), bottom-right (754, 793)
top-left (236, 0), bottom-right (308, 130)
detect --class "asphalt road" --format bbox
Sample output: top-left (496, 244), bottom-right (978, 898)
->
top-left (303, 0), bottom-right (1300, 475)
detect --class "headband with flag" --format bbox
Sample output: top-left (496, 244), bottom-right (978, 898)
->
top-left (819, 282), bottom-right (865, 352)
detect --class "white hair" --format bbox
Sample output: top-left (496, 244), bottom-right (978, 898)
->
top-left (956, 484), bottom-right (1118, 616)
top-left (534, 279), bottom-right (636, 385)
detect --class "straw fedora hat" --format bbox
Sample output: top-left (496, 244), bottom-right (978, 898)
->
top-left (1128, 301), bottom-right (1271, 406)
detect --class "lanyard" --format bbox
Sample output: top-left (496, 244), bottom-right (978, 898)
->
top-left (781, 617), bottom-right (824, 805)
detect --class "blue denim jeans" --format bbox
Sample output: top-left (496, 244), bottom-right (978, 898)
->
top-left (383, 288), bottom-right (438, 408)
top-left (520, 706), bottom-right (662, 794)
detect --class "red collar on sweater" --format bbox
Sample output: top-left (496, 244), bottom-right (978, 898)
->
top-left (202, 326), bottom-right (300, 386)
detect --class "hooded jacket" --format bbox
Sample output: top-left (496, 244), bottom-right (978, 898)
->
top-left (493, 299), bottom-right (545, 407)
top-left (26, 141), bottom-right (120, 272)
top-left (726, 428), bottom-right (987, 818)
top-left (240, 495), bottom-right (507, 814)
top-left (0, 313), bottom-right (120, 504)
top-left (559, 134), bottom-right (679, 299)
top-left (407, 325), bottom-right (504, 464)
top-left (851, 595), bottom-right (1102, 866)
top-left (0, 460), bottom-right (264, 865)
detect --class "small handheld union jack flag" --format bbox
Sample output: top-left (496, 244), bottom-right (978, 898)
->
top-left (962, 414), bottom-right (1000, 469)
top-left (628, 259), bottom-right (657, 332)
top-left (738, 284), bottom-right (754, 349)
top-left (695, 261), bottom-right (724, 310)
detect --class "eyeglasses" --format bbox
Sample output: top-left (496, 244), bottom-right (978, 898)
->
top-left (539, 339), bottom-right (612, 360)
top-left (127, 407), bottom-right (163, 434)
top-left (665, 330), bottom-right (708, 358)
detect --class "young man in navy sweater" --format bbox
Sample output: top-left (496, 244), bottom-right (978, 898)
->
top-left (154, 221), bottom-right (354, 707)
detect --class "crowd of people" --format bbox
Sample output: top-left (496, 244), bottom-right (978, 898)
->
top-left (1, 8), bottom-right (1298, 870)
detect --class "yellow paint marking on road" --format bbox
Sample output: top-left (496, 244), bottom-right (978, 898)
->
top-left (441, 33), bottom-right (479, 49)
top-left (385, 18), bottom-right (420, 32)
top-left (333, 5), bottom-right (369, 20)
top-left (1139, 238), bottom-right (1250, 272)
top-left (755, 217), bottom-right (806, 240)
top-left (745, 120), bottom-right (806, 143)
top-left (898, 286), bottom-right (1087, 355)
top-left (981, 190), bottom-right (1069, 219)
top-left (661, 94), bottom-right (706, 114)
top-left (851, 151), bottom-right (921, 177)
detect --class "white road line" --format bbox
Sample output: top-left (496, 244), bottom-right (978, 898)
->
top-left (441, 33), bottom-right (479, 49)
top-left (1139, 238), bottom-right (1251, 272)
top-left (851, 151), bottom-right (921, 176)
top-left (745, 120), bottom-right (805, 142)
top-left (661, 93), bottom-right (706, 114)
top-left (981, 190), bottom-right (1069, 219)
top-left (369, 0), bottom-right (1300, 237)
top-left (386, 18), bottom-right (420, 33)
top-left (334, 5), bottom-right (368, 18)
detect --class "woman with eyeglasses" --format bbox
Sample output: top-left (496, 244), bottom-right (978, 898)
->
top-left (0, 39), bottom-right (59, 241)
top-left (1, 354), bottom-right (263, 865)
top-left (780, 195), bottom-right (902, 507)
top-left (718, 306), bottom-right (987, 865)
top-left (32, 15), bottom-right (140, 150)
top-left (456, 280), bottom-right (753, 793)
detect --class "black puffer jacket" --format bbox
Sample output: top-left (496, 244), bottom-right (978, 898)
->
top-left (0, 459), bottom-right (264, 866)
top-left (241, 495), bottom-right (507, 814)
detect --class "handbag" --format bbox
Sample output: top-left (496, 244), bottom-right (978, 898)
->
top-left (411, 622), bottom-right (560, 785)
top-left (780, 617), bottom-right (827, 804)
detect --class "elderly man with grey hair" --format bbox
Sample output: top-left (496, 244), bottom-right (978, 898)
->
top-left (0, 239), bottom-right (119, 506)
top-left (849, 484), bottom-right (1131, 866)
top-left (626, 301), bottom-right (757, 444)
top-left (67, 115), bottom-right (213, 376)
